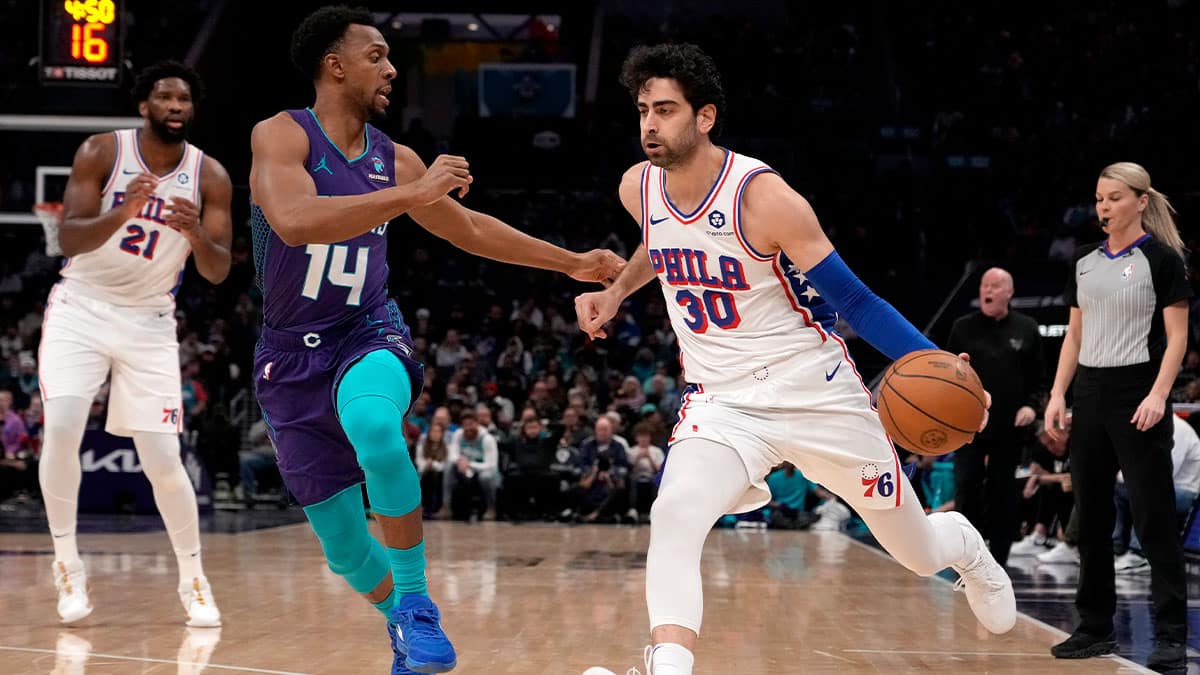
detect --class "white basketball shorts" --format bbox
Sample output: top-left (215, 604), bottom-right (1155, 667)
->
top-left (38, 282), bottom-right (183, 436)
top-left (669, 337), bottom-right (905, 514)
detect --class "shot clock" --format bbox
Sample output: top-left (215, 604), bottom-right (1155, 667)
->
top-left (39, 0), bottom-right (125, 85)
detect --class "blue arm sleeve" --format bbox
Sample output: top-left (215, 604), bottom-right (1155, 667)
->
top-left (802, 251), bottom-right (937, 361)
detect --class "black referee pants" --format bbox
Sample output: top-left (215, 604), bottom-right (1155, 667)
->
top-left (1070, 364), bottom-right (1185, 641)
top-left (953, 431), bottom-right (1020, 566)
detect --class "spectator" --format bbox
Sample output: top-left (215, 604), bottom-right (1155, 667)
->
top-left (415, 422), bottom-right (449, 518)
top-left (626, 422), bottom-right (664, 521)
top-left (1011, 419), bottom-right (1074, 558)
top-left (444, 410), bottom-right (499, 520)
top-left (572, 416), bottom-right (631, 523)
top-left (611, 376), bottom-right (647, 416)
top-left (239, 418), bottom-right (281, 507)
top-left (501, 416), bottom-right (562, 520)
top-left (1112, 416), bottom-right (1200, 573)
top-left (558, 407), bottom-right (589, 450)
top-left (435, 328), bottom-right (470, 374)
top-left (1, 390), bottom-right (29, 459)
top-left (181, 360), bottom-right (209, 426)
top-left (0, 389), bottom-right (33, 502)
top-left (765, 463), bottom-right (828, 529)
top-left (946, 266), bottom-right (1045, 567)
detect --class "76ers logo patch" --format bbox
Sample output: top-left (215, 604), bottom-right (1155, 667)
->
top-left (861, 463), bottom-right (895, 499)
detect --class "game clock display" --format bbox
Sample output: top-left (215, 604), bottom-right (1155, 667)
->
top-left (39, 0), bottom-right (124, 85)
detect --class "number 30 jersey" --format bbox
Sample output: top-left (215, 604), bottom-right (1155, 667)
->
top-left (639, 150), bottom-right (839, 387)
top-left (60, 128), bottom-right (202, 310)
top-left (250, 109), bottom-right (396, 333)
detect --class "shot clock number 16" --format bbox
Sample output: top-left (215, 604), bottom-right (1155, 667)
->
top-left (39, 0), bottom-right (125, 85)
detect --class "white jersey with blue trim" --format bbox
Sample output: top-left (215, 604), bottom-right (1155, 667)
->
top-left (60, 128), bottom-right (202, 310)
top-left (640, 149), bottom-right (839, 387)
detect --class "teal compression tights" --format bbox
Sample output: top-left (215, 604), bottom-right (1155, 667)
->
top-left (302, 349), bottom-right (427, 615)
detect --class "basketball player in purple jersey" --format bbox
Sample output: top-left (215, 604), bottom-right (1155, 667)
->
top-left (248, 7), bottom-right (623, 673)
top-left (577, 44), bottom-right (1012, 674)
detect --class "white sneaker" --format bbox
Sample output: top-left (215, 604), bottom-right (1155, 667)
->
top-left (52, 560), bottom-right (93, 623)
top-left (1036, 542), bottom-right (1080, 565)
top-left (1009, 532), bottom-right (1049, 556)
top-left (1114, 551), bottom-right (1148, 573)
top-left (948, 512), bottom-right (1017, 634)
top-left (178, 576), bottom-right (221, 627)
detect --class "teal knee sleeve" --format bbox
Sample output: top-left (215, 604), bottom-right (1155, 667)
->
top-left (304, 485), bottom-right (390, 594)
top-left (337, 350), bottom-right (421, 517)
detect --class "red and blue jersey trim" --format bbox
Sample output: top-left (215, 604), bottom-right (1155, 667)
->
top-left (1102, 233), bottom-right (1152, 259)
top-left (659, 149), bottom-right (735, 224)
top-left (732, 167), bottom-right (776, 262)
top-left (639, 163), bottom-right (652, 245)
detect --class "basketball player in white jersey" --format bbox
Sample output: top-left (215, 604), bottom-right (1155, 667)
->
top-left (577, 45), bottom-right (1016, 674)
top-left (38, 60), bottom-right (233, 627)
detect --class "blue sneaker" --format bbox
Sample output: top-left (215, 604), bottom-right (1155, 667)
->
top-left (387, 621), bottom-right (418, 675)
top-left (389, 595), bottom-right (457, 673)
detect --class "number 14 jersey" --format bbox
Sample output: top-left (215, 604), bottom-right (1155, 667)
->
top-left (250, 109), bottom-right (396, 333)
top-left (639, 149), bottom-right (839, 387)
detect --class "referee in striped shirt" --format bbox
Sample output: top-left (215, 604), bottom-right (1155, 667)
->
top-left (1044, 162), bottom-right (1191, 670)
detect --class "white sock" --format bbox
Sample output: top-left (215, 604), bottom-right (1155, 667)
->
top-left (39, 396), bottom-right (90, 566)
top-left (176, 548), bottom-right (204, 585)
top-left (650, 643), bottom-right (694, 675)
top-left (132, 432), bottom-right (205, 585)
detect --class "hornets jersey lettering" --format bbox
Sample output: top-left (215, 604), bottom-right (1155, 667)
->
top-left (640, 150), bottom-right (839, 385)
top-left (59, 129), bottom-right (202, 309)
top-left (250, 109), bottom-right (396, 333)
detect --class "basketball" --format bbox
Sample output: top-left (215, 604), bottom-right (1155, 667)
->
top-left (877, 349), bottom-right (987, 456)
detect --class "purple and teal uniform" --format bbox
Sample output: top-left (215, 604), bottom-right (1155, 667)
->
top-left (250, 108), bottom-right (423, 507)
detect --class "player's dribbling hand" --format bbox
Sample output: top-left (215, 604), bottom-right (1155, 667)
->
top-left (120, 172), bottom-right (158, 216)
top-left (574, 289), bottom-right (620, 340)
top-left (165, 196), bottom-right (201, 236)
top-left (567, 249), bottom-right (626, 286)
top-left (957, 352), bottom-right (991, 432)
top-left (414, 155), bottom-right (473, 203)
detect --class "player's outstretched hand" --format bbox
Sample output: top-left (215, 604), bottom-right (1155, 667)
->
top-left (957, 352), bottom-right (992, 432)
top-left (575, 289), bottom-right (620, 340)
top-left (413, 155), bottom-right (473, 204)
top-left (567, 249), bottom-right (625, 286)
top-left (120, 172), bottom-right (158, 217)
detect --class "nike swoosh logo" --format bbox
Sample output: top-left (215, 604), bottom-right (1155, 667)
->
top-left (122, 169), bottom-right (139, 175)
top-left (1078, 270), bottom-right (1091, 276)
top-left (825, 362), bottom-right (841, 381)
top-left (649, 215), bottom-right (669, 225)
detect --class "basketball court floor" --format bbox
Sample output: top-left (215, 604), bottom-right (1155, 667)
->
top-left (1, 511), bottom-right (1196, 674)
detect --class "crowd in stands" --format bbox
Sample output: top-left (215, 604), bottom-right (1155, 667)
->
top-left (1, 3), bottom-right (1198, 541)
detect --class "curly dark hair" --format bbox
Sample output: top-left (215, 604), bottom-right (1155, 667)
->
top-left (619, 43), bottom-right (726, 137)
top-left (130, 60), bottom-right (204, 105)
top-left (290, 5), bottom-right (375, 81)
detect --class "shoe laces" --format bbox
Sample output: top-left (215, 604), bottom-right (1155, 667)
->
top-left (55, 561), bottom-right (84, 596)
top-left (952, 550), bottom-right (1007, 595)
top-left (188, 578), bottom-right (208, 606)
top-left (393, 606), bottom-right (445, 643)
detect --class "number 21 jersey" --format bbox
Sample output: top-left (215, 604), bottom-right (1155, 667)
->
top-left (60, 128), bottom-right (202, 310)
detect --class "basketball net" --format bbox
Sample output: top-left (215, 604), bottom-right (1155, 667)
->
top-left (33, 202), bottom-right (63, 256)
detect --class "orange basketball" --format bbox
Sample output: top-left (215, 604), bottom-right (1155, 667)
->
top-left (876, 349), bottom-right (987, 456)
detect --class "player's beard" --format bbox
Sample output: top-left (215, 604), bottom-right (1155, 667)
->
top-left (646, 126), bottom-right (700, 170)
top-left (149, 116), bottom-right (190, 143)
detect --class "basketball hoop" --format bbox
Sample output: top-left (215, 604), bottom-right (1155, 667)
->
top-left (33, 202), bottom-right (63, 256)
